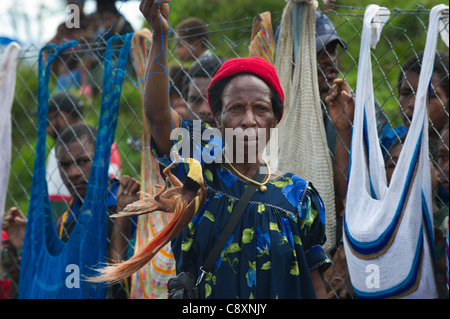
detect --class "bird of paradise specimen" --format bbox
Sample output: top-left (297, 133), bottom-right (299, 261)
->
top-left (89, 157), bottom-right (206, 284)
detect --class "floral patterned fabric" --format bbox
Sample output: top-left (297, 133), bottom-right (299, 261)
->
top-left (151, 119), bottom-right (330, 299)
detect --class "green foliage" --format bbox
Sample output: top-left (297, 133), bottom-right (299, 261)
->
top-left (7, 65), bottom-right (39, 214)
top-left (325, 1), bottom-right (447, 126)
top-left (167, 0), bottom-right (285, 30)
top-left (7, 0), bottom-right (446, 215)
top-left (140, 0), bottom-right (446, 126)
top-left (6, 62), bottom-right (145, 215)
top-left (141, 0), bottom-right (286, 60)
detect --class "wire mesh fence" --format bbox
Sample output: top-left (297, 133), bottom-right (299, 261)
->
top-left (0, 2), bottom-right (448, 299)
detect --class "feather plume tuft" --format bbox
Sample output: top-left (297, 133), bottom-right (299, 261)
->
top-left (88, 158), bottom-right (206, 284)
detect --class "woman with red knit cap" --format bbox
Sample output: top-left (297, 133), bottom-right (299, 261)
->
top-left (139, 0), bottom-right (330, 299)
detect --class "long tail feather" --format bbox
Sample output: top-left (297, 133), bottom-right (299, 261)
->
top-left (88, 178), bottom-right (206, 283)
top-left (88, 206), bottom-right (184, 284)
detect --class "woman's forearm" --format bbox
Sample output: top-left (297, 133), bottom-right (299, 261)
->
top-left (142, 0), bottom-right (180, 157)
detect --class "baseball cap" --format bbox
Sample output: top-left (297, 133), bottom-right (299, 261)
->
top-left (274, 11), bottom-right (347, 53)
top-left (315, 11), bottom-right (346, 53)
top-left (48, 92), bottom-right (84, 118)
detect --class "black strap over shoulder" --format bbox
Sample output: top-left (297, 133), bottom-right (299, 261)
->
top-left (197, 164), bottom-right (266, 284)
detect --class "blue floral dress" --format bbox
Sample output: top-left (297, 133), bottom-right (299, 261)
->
top-left (151, 119), bottom-right (330, 299)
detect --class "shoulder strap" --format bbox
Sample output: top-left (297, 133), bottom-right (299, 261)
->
top-left (197, 165), bottom-right (265, 284)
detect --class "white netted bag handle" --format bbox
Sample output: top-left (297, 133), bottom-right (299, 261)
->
top-left (344, 4), bottom-right (448, 299)
top-left (274, 0), bottom-right (336, 253)
top-left (349, 5), bottom-right (391, 200)
top-left (439, 8), bottom-right (449, 47)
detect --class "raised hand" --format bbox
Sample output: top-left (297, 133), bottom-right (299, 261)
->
top-left (3, 207), bottom-right (27, 251)
top-left (325, 78), bottom-right (355, 132)
top-left (140, 0), bottom-right (172, 38)
top-left (116, 175), bottom-right (141, 212)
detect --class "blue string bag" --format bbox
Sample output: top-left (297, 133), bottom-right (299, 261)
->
top-left (18, 33), bottom-right (132, 299)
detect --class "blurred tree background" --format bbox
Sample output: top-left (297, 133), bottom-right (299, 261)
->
top-left (5, 0), bottom-right (447, 214)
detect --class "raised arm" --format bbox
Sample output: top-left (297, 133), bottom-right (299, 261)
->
top-left (325, 78), bottom-right (354, 213)
top-left (140, 0), bottom-right (180, 157)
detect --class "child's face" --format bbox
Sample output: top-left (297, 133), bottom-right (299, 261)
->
top-left (399, 71), bottom-right (448, 135)
top-left (385, 144), bottom-right (402, 185)
top-left (175, 36), bottom-right (195, 62)
top-left (56, 138), bottom-right (95, 200)
top-left (171, 94), bottom-right (187, 118)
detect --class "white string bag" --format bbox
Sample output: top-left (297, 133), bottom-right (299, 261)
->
top-left (274, 0), bottom-right (336, 253)
top-left (0, 42), bottom-right (21, 264)
top-left (343, 4), bottom-right (448, 298)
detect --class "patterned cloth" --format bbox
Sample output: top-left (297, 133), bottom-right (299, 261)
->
top-left (249, 11), bottom-right (275, 64)
top-left (129, 29), bottom-right (177, 299)
top-left (151, 119), bottom-right (330, 299)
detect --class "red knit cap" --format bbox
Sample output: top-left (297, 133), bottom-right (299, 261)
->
top-left (207, 56), bottom-right (284, 120)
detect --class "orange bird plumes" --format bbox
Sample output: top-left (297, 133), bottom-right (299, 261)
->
top-left (89, 158), bottom-right (206, 284)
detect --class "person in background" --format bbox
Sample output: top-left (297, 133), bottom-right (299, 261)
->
top-left (0, 231), bottom-right (20, 299)
top-left (275, 10), bottom-right (354, 298)
top-left (296, 11), bottom-right (354, 298)
top-left (182, 56), bottom-right (225, 127)
top-left (383, 127), bottom-right (448, 299)
top-left (380, 51), bottom-right (449, 156)
top-left (96, 0), bottom-right (134, 41)
top-left (436, 124), bottom-right (449, 218)
top-left (434, 124), bottom-right (449, 299)
top-left (3, 124), bottom-right (140, 299)
top-left (381, 51), bottom-right (449, 206)
top-left (174, 17), bottom-right (212, 63)
top-left (169, 65), bottom-right (189, 118)
top-left (314, 11), bottom-right (350, 215)
top-left (45, 93), bottom-right (122, 221)
top-left (47, 14), bottom-right (96, 97)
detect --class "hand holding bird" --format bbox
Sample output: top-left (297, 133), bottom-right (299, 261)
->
top-left (89, 156), bottom-right (206, 284)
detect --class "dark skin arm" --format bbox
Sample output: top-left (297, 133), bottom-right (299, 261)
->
top-left (2, 207), bottom-right (27, 299)
top-left (140, 0), bottom-right (180, 157)
top-left (324, 79), bottom-right (354, 298)
top-left (311, 269), bottom-right (328, 299)
top-left (3, 207), bottom-right (26, 251)
top-left (325, 78), bottom-right (354, 213)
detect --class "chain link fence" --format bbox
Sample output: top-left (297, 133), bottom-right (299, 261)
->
top-left (0, 3), bottom-right (448, 299)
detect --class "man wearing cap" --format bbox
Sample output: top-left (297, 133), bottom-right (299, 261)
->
top-left (315, 11), bottom-right (388, 212)
top-left (315, 11), bottom-right (351, 213)
top-left (314, 11), bottom-right (355, 300)
top-left (182, 55), bottom-right (225, 128)
top-left (315, 11), bottom-right (347, 102)
top-left (45, 93), bottom-right (122, 220)
top-left (275, 12), bottom-right (350, 207)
